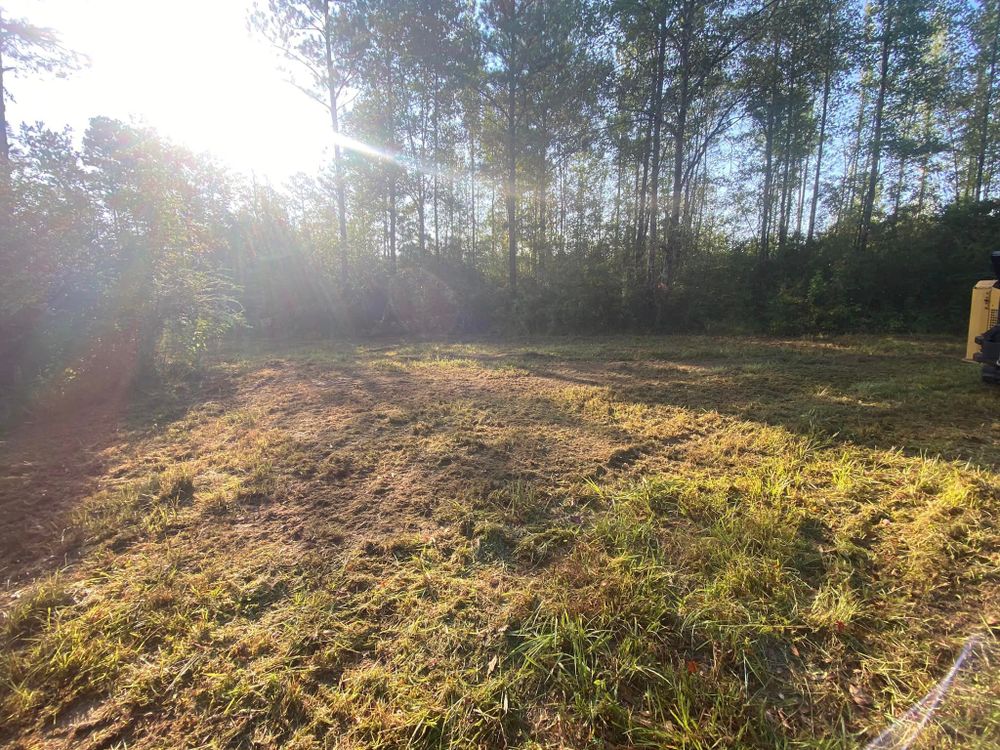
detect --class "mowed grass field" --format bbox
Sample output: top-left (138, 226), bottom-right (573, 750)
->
top-left (0, 335), bottom-right (997, 749)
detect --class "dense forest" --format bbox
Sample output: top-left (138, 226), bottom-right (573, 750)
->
top-left (3, 0), bottom-right (1000, 387)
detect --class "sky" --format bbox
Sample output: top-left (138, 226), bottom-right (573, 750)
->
top-left (3, 0), bottom-right (334, 181)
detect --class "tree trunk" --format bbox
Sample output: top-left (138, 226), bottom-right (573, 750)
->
top-left (634, 104), bottom-right (653, 277)
top-left (389, 175), bottom-right (397, 274)
top-left (663, 1), bottom-right (693, 286)
top-left (505, 28), bottom-right (518, 295)
top-left (490, 185), bottom-right (496, 257)
top-left (417, 178), bottom-right (427, 255)
top-left (693, 146), bottom-right (709, 244)
top-left (613, 129), bottom-right (625, 252)
top-left (647, 15), bottom-right (668, 288)
top-left (836, 59), bottom-right (871, 233)
top-left (0, 36), bottom-right (9, 170)
top-left (857, 1), bottom-right (893, 254)
top-left (777, 125), bottom-right (794, 250)
top-left (433, 80), bottom-right (440, 257)
top-left (382, 191), bottom-right (389, 259)
top-left (559, 159), bottom-right (567, 255)
top-left (469, 130), bottom-right (477, 265)
top-left (975, 0), bottom-right (1000, 201)
top-left (539, 108), bottom-right (549, 271)
top-left (447, 177), bottom-right (454, 255)
top-left (407, 121), bottom-right (426, 256)
top-left (893, 154), bottom-right (906, 215)
top-left (759, 30), bottom-right (780, 258)
top-left (807, 65), bottom-right (831, 242)
top-left (506, 108), bottom-right (517, 294)
top-left (917, 109), bottom-right (932, 211)
top-left (323, 0), bottom-right (349, 281)
top-left (628, 133), bottom-right (642, 280)
top-left (760, 111), bottom-right (776, 257)
top-left (796, 154), bottom-right (808, 237)
top-left (575, 168), bottom-right (584, 255)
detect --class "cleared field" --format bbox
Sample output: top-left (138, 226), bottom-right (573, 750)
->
top-left (0, 335), bottom-right (997, 749)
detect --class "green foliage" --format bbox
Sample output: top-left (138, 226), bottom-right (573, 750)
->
top-left (0, 118), bottom-right (244, 405)
top-left (659, 200), bottom-right (1000, 335)
top-left (153, 270), bottom-right (245, 375)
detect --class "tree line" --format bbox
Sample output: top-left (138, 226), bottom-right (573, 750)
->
top-left (250, 0), bottom-right (1000, 301)
top-left (2, 0), bottom-right (1000, 394)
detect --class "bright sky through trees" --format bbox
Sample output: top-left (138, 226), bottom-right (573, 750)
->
top-left (3, 0), bottom-right (332, 179)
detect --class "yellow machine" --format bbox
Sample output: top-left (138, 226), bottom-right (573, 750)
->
top-left (966, 251), bottom-right (1000, 384)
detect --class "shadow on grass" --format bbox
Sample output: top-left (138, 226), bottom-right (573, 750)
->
top-left (2, 336), bottom-right (997, 749)
top-left (498, 338), bottom-right (999, 470)
top-left (0, 367), bottom-right (238, 584)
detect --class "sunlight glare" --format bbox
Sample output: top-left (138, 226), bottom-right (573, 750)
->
top-left (2, 0), bottom-right (331, 180)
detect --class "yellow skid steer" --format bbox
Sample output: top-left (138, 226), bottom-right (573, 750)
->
top-left (966, 251), bottom-right (1000, 384)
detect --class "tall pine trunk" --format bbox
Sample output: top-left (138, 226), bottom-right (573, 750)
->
top-left (506, 111), bottom-right (517, 294)
top-left (975, 0), bottom-right (1000, 201)
top-left (796, 153), bottom-right (809, 237)
top-left (433, 79), bottom-right (440, 257)
top-left (408, 121), bottom-right (427, 255)
top-left (777, 123), bottom-right (794, 250)
top-left (469, 131), bottom-right (477, 265)
top-left (760, 110), bottom-right (776, 257)
top-left (664, 1), bottom-right (693, 286)
top-left (539, 108), bottom-right (549, 271)
top-left (759, 29), bottom-right (780, 259)
top-left (857, 1), bottom-right (892, 254)
top-left (0, 39), bottom-right (8, 170)
top-left (917, 108), bottom-right (932, 211)
top-left (807, 65), bottom-right (831, 242)
top-left (634, 105), bottom-right (653, 276)
top-left (647, 15), bottom-right (668, 289)
top-left (323, 0), bottom-right (349, 282)
top-left (388, 177), bottom-right (397, 273)
top-left (505, 32), bottom-right (518, 296)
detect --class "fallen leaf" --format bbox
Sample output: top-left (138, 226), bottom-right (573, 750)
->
top-left (686, 660), bottom-right (698, 675)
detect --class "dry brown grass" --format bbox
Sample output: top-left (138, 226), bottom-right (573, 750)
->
top-left (0, 335), bottom-right (997, 749)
